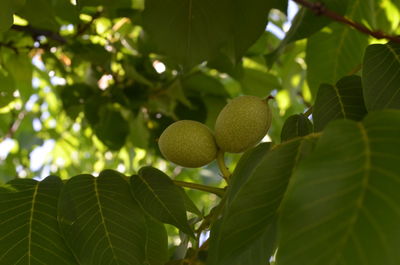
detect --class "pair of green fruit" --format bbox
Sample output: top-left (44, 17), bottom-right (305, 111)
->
top-left (158, 95), bottom-right (272, 168)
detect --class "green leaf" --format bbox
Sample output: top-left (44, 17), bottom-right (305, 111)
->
top-left (266, 0), bottom-right (348, 66)
top-left (94, 106), bottom-right (129, 150)
top-left (18, 0), bottom-right (59, 30)
top-left (0, 176), bottom-right (77, 264)
top-left (130, 111), bottom-right (150, 149)
top-left (0, 0), bottom-right (25, 32)
top-left (182, 72), bottom-right (228, 97)
top-left (58, 170), bottom-right (153, 265)
top-left (59, 83), bottom-right (94, 120)
top-left (4, 53), bottom-right (33, 101)
top-left (281, 114), bottom-right (313, 142)
top-left (68, 42), bottom-right (112, 67)
top-left (209, 218), bottom-right (277, 265)
top-left (0, 2), bottom-right (14, 33)
top-left (306, 22), bottom-right (368, 96)
top-left (53, 0), bottom-right (79, 24)
top-left (130, 166), bottom-right (194, 236)
top-left (240, 68), bottom-right (280, 97)
top-left (229, 0), bottom-right (273, 61)
top-left (362, 42), bottom-right (400, 111)
top-left (284, 0), bottom-right (347, 43)
top-left (227, 142), bottom-right (271, 203)
top-left (313, 75), bottom-right (367, 132)
top-left (277, 110), bottom-right (400, 265)
top-left (0, 70), bottom-right (15, 108)
top-left (174, 96), bottom-right (208, 123)
top-left (272, 0), bottom-right (287, 14)
top-left (178, 187), bottom-right (202, 216)
top-left (142, 0), bottom-right (232, 68)
top-left (207, 137), bottom-right (318, 265)
top-left (143, 215), bottom-right (169, 265)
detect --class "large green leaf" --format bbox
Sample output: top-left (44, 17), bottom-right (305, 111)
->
top-left (18, 0), bottom-right (59, 30)
top-left (362, 42), bottom-right (400, 111)
top-left (58, 170), bottom-right (166, 265)
top-left (277, 110), bottom-right (400, 265)
top-left (0, 0), bottom-right (25, 32)
top-left (0, 176), bottom-right (77, 264)
top-left (209, 218), bottom-right (277, 265)
top-left (230, 0), bottom-right (273, 61)
top-left (142, 0), bottom-right (232, 68)
top-left (313, 75), bottom-right (367, 131)
top-left (281, 114), bottom-right (313, 142)
top-left (143, 215), bottom-right (169, 265)
top-left (207, 137), bottom-right (319, 265)
top-left (306, 22), bottom-right (368, 96)
top-left (130, 166), bottom-right (193, 236)
top-left (286, 0), bottom-right (347, 43)
top-left (227, 142), bottom-right (271, 203)
top-left (305, 0), bottom-right (377, 96)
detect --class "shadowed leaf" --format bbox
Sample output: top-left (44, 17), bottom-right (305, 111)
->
top-left (278, 110), bottom-right (400, 265)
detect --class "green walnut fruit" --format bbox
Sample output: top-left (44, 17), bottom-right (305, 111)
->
top-left (215, 95), bottom-right (272, 153)
top-left (158, 120), bottom-right (218, 168)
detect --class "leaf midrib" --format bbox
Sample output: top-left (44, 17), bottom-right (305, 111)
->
top-left (137, 174), bottom-right (186, 231)
top-left (329, 123), bottom-right (371, 265)
top-left (93, 178), bottom-right (120, 265)
top-left (27, 183), bottom-right (39, 265)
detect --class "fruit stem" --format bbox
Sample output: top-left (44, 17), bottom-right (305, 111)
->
top-left (173, 180), bottom-right (225, 197)
top-left (217, 150), bottom-right (231, 182)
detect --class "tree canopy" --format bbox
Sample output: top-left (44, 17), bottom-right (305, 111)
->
top-left (1, 0), bottom-right (400, 264)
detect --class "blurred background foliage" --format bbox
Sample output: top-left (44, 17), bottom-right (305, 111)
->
top-left (1, 0), bottom-right (400, 223)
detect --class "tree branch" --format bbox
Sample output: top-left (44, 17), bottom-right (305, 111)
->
top-left (0, 42), bottom-right (20, 54)
top-left (293, 0), bottom-right (400, 44)
top-left (11, 25), bottom-right (67, 44)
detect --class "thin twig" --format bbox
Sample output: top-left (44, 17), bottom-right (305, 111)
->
top-left (293, 0), bottom-right (400, 43)
top-left (216, 150), bottom-right (231, 182)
